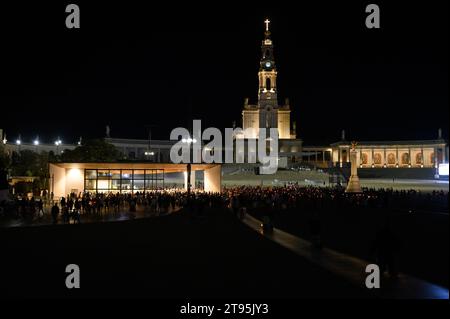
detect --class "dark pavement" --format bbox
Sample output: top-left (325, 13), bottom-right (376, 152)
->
top-left (0, 208), bottom-right (371, 298)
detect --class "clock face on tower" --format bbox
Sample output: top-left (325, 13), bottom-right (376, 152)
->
top-left (265, 61), bottom-right (272, 68)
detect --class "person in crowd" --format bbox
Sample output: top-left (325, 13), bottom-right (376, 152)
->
top-left (51, 203), bottom-right (59, 224)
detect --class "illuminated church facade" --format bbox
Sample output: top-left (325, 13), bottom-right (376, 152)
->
top-left (237, 19), bottom-right (303, 164)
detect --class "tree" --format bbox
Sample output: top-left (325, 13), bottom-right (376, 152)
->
top-left (0, 144), bottom-right (10, 171)
top-left (7, 150), bottom-right (50, 190)
top-left (60, 139), bottom-right (120, 162)
top-left (0, 144), bottom-right (9, 190)
top-left (11, 150), bottom-right (41, 176)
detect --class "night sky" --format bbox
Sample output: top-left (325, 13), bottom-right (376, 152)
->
top-left (1, 1), bottom-right (448, 145)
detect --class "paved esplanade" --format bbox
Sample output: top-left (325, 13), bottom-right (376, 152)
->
top-left (242, 214), bottom-right (449, 299)
top-left (0, 205), bottom-right (177, 228)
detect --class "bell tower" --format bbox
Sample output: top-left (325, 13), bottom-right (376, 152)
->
top-left (242, 19), bottom-right (293, 139)
top-left (258, 19), bottom-right (279, 132)
top-left (258, 19), bottom-right (278, 105)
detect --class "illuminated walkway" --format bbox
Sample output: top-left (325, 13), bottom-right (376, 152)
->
top-left (242, 213), bottom-right (449, 299)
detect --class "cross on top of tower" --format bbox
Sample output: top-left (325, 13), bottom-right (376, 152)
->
top-left (264, 19), bottom-right (270, 32)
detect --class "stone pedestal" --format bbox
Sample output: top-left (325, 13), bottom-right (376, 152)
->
top-left (345, 148), bottom-right (362, 193)
top-left (346, 175), bottom-right (362, 193)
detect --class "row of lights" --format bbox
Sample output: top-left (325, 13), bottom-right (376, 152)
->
top-left (6, 138), bottom-right (64, 146)
top-left (360, 163), bottom-right (424, 168)
top-left (181, 138), bottom-right (197, 144)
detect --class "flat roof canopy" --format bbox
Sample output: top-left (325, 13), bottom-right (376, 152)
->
top-left (50, 162), bottom-right (220, 173)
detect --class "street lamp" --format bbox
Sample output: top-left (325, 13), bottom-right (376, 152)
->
top-left (16, 136), bottom-right (21, 152)
top-left (181, 136), bottom-right (199, 195)
top-left (55, 138), bottom-right (62, 154)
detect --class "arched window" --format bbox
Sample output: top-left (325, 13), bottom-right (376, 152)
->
top-left (415, 153), bottom-right (422, 164)
top-left (374, 153), bottom-right (382, 165)
top-left (387, 153), bottom-right (396, 165)
top-left (361, 153), bottom-right (368, 165)
top-left (401, 153), bottom-right (409, 165)
top-left (266, 77), bottom-right (271, 90)
top-left (342, 150), bottom-right (347, 163)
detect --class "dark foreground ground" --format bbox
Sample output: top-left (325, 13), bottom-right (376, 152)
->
top-left (0, 208), bottom-right (373, 298)
top-left (250, 206), bottom-right (449, 288)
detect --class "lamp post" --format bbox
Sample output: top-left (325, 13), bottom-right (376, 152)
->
top-left (55, 138), bottom-right (62, 157)
top-left (144, 150), bottom-right (155, 162)
top-left (182, 137), bottom-right (198, 194)
top-left (34, 137), bottom-right (39, 152)
top-left (145, 124), bottom-right (159, 161)
top-left (16, 135), bottom-right (21, 152)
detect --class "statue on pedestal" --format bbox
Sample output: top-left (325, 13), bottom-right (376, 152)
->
top-left (345, 141), bottom-right (362, 193)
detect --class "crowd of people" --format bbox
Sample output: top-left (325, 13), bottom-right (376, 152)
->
top-left (0, 185), bottom-right (448, 224)
top-left (0, 190), bottom-right (192, 224)
top-left (220, 185), bottom-right (449, 220)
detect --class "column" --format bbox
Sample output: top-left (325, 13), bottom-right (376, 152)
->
top-left (442, 145), bottom-right (446, 163)
top-left (371, 148), bottom-right (375, 167)
top-left (383, 148), bottom-right (387, 167)
top-left (338, 148), bottom-right (341, 167)
top-left (408, 147), bottom-right (411, 166)
top-left (434, 146), bottom-right (438, 167)
top-left (396, 147), bottom-right (399, 167)
top-left (434, 146), bottom-right (439, 177)
top-left (184, 168), bottom-right (196, 191)
top-left (421, 147), bottom-right (424, 167)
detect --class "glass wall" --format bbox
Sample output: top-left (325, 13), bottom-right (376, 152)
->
top-left (84, 169), bottom-right (164, 193)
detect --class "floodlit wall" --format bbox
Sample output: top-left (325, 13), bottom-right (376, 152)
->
top-left (204, 165), bottom-right (222, 193)
top-left (65, 168), bottom-right (84, 195)
top-left (50, 164), bottom-right (84, 198)
top-left (50, 164), bottom-right (66, 199)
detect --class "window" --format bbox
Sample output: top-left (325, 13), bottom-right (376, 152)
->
top-left (361, 153), bottom-right (368, 165)
top-left (401, 153), bottom-right (409, 165)
top-left (374, 153), bottom-right (382, 165)
top-left (121, 170), bottom-right (132, 179)
top-left (415, 153), bottom-right (423, 164)
top-left (85, 170), bottom-right (97, 179)
top-left (98, 170), bottom-right (111, 178)
top-left (85, 179), bottom-right (96, 191)
top-left (266, 78), bottom-right (271, 90)
top-left (387, 153), bottom-right (396, 165)
top-left (84, 168), bottom-right (165, 193)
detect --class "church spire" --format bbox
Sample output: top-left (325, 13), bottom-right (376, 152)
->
top-left (264, 18), bottom-right (271, 39)
top-left (264, 18), bottom-right (270, 31)
top-left (242, 19), bottom-right (293, 140)
top-left (258, 18), bottom-right (277, 105)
